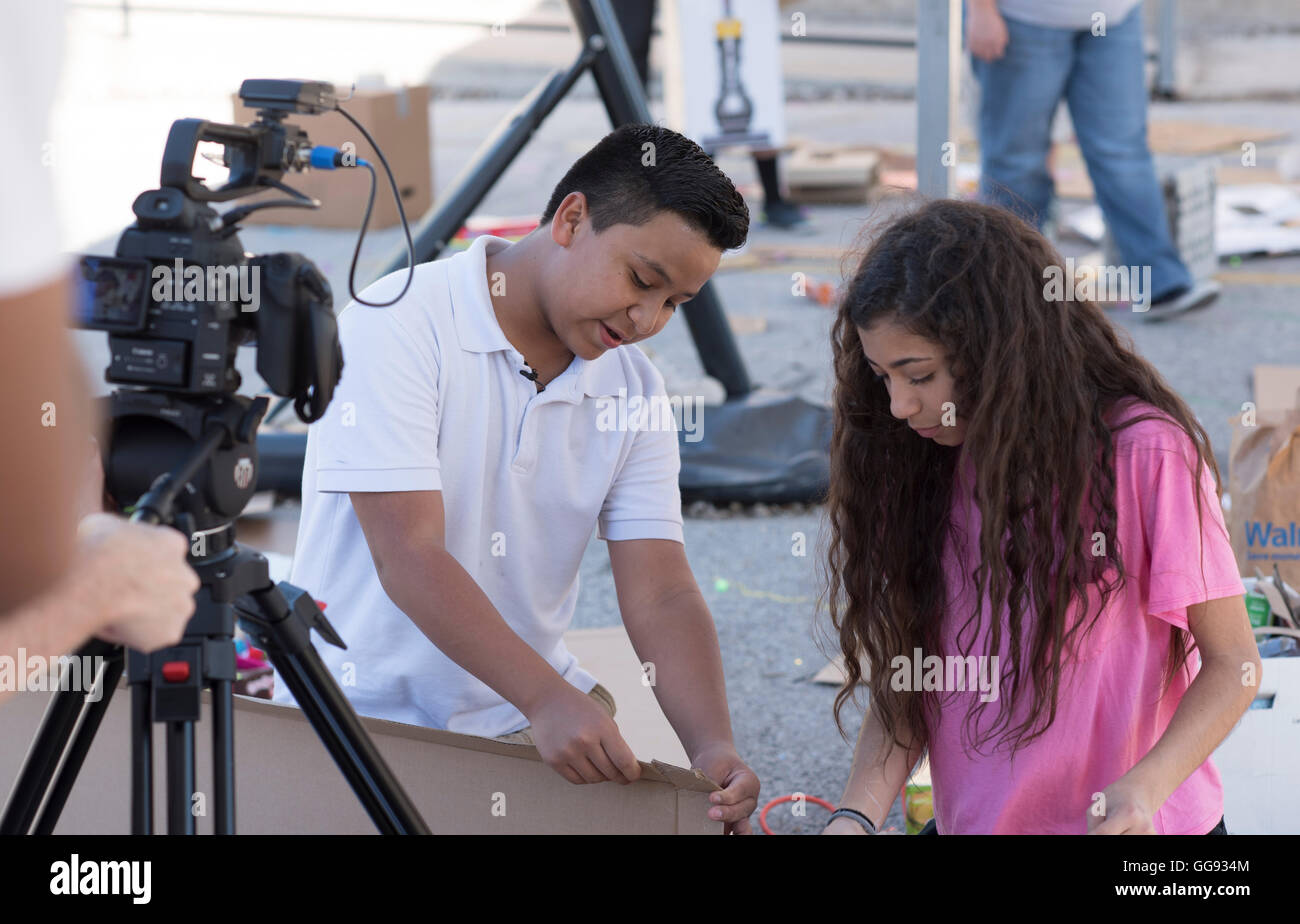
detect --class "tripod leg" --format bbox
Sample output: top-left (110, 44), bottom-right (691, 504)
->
top-left (166, 720), bottom-right (196, 834)
top-left (239, 581), bottom-right (430, 834)
top-left (131, 678), bottom-right (153, 834)
top-left (211, 677), bottom-right (235, 834)
top-left (33, 651), bottom-right (126, 834)
top-left (271, 648), bottom-right (427, 834)
top-left (1, 640), bottom-right (121, 835)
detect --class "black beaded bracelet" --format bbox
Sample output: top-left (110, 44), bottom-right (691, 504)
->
top-left (826, 807), bottom-right (877, 834)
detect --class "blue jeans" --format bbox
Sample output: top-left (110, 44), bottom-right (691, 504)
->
top-left (970, 4), bottom-right (1191, 300)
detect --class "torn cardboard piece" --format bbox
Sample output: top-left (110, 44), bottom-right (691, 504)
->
top-left (812, 653), bottom-right (869, 686)
top-left (1146, 120), bottom-right (1288, 157)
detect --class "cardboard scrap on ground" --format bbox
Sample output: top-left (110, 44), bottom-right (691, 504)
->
top-left (0, 625), bottom-right (718, 834)
top-left (1218, 184), bottom-right (1300, 257)
top-left (1147, 120), bottom-right (1288, 157)
top-left (1054, 123), bottom-right (1294, 201)
top-left (727, 313), bottom-right (768, 335)
top-left (1216, 165), bottom-right (1292, 186)
top-left (812, 653), bottom-right (869, 686)
top-left (785, 143), bottom-right (881, 204)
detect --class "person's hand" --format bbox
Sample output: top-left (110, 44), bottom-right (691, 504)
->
top-left (526, 683), bottom-right (642, 785)
top-left (966, 2), bottom-right (1009, 62)
top-left (822, 815), bottom-right (871, 835)
top-left (693, 743), bottom-right (760, 834)
top-left (1086, 775), bottom-right (1159, 834)
top-left (74, 513), bottom-right (199, 652)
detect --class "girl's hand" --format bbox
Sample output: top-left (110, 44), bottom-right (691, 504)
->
top-left (822, 816), bottom-right (870, 835)
top-left (1086, 776), bottom-right (1159, 834)
top-left (693, 744), bottom-right (760, 835)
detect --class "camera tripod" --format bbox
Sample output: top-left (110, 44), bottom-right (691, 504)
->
top-left (0, 395), bottom-right (428, 834)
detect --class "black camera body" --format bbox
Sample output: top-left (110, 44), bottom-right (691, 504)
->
top-left (79, 80), bottom-right (342, 421)
top-left (77, 79), bottom-right (346, 533)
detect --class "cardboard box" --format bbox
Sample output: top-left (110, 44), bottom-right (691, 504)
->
top-left (1253, 364), bottom-right (1300, 414)
top-left (1213, 648), bottom-right (1300, 834)
top-left (785, 145), bottom-right (880, 204)
top-left (0, 622), bottom-right (719, 834)
top-left (230, 86), bottom-right (432, 229)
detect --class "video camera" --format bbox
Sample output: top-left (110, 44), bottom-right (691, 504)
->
top-left (74, 79), bottom-right (359, 533)
top-left (76, 79), bottom-right (343, 424)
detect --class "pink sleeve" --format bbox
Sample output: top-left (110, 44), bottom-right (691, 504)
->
top-left (1134, 427), bottom-right (1245, 630)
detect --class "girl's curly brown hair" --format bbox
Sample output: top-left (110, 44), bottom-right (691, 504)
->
top-left (819, 198), bottom-right (1218, 762)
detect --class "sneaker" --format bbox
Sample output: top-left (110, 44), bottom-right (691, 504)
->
top-left (761, 200), bottom-right (812, 231)
top-left (1138, 280), bottom-right (1221, 322)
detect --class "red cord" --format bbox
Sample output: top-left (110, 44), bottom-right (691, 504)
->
top-left (759, 793), bottom-right (836, 835)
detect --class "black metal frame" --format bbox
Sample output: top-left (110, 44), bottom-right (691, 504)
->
top-left (374, 0), bottom-right (753, 398)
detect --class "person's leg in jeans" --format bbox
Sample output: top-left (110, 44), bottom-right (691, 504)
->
top-left (1064, 3), bottom-right (1191, 301)
top-left (971, 16), bottom-right (1076, 228)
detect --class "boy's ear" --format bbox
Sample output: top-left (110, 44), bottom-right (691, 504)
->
top-left (550, 191), bottom-right (589, 248)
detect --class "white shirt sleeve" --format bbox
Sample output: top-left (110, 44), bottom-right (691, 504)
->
top-left (0, 0), bottom-right (69, 297)
top-left (314, 303), bottom-right (442, 493)
top-left (597, 420), bottom-right (685, 544)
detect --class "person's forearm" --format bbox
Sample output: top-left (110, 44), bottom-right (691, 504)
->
top-left (969, 0), bottom-right (1000, 11)
top-left (0, 570), bottom-right (102, 704)
top-left (1122, 652), bottom-right (1259, 808)
top-left (380, 544), bottom-right (568, 716)
top-left (838, 701), bottom-right (924, 827)
top-left (0, 276), bottom-right (95, 612)
top-left (621, 587), bottom-right (736, 762)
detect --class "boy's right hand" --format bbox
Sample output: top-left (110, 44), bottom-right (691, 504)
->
top-left (526, 683), bottom-right (642, 786)
top-left (75, 513), bottom-right (200, 652)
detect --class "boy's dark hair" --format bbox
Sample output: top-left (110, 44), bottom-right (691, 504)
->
top-left (540, 124), bottom-right (749, 252)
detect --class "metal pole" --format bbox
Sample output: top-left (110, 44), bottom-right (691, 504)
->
top-left (1156, 0), bottom-right (1178, 98)
top-left (916, 0), bottom-right (961, 199)
top-left (567, 0), bottom-right (753, 397)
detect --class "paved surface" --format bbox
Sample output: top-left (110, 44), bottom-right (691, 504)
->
top-left (57, 1), bottom-right (1300, 835)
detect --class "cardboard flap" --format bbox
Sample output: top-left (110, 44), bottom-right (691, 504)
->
top-left (646, 759), bottom-right (720, 792)
top-left (1254, 364), bottom-right (1300, 413)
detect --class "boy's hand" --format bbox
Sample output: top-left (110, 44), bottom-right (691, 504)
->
top-left (693, 743), bottom-right (760, 835)
top-left (527, 684), bottom-right (642, 786)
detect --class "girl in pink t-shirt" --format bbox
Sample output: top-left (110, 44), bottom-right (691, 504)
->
top-left (819, 200), bottom-right (1260, 835)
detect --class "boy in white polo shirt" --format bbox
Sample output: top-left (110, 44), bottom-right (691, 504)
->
top-left (276, 124), bottom-right (760, 832)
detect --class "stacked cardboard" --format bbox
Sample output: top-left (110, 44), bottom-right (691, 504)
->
top-left (230, 86), bottom-right (432, 230)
